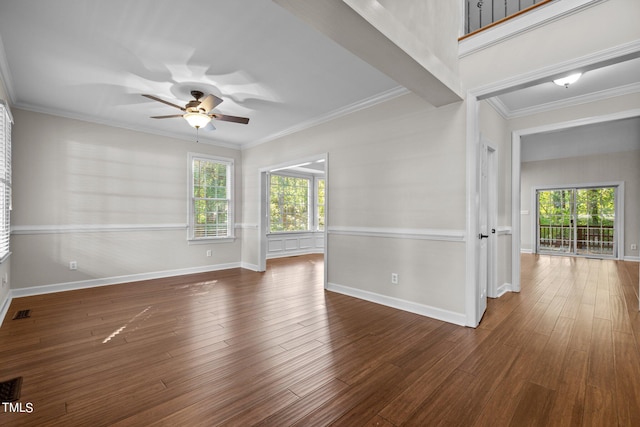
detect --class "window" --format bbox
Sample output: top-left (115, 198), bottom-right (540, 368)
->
top-left (0, 102), bottom-right (11, 261)
top-left (537, 186), bottom-right (617, 257)
top-left (270, 174), bottom-right (310, 232)
top-left (269, 173), bottom-right (325, 233)
top-left (189, 153), bottom-right (233, 240)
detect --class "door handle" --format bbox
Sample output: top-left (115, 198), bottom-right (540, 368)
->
top-left (479, 234), bottom-right (489, 239)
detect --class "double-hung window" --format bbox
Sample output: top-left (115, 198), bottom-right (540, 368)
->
top-left (0, 102), bottom-right (11, 261)
top-left (188, 153), bottom-right (234, 241)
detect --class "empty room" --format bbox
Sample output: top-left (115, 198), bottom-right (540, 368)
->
top-left (1, 0), bottom-right (639, 425)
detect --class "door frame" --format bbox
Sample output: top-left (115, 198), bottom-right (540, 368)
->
top-left (485, 140), bottom-right (499, 298)
top-left (465, 41), bottom-right (640, 326)
top-left (257, 153), bottom-right (329, 289)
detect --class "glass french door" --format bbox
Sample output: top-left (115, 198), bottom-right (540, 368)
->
top-left (537, 186), bottom-right (616, 258)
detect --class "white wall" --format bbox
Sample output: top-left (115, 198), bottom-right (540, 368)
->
top-left (10, 109), bottom-right (243, 290)
top-left (376, 0), bottom-right (460, 75)
top-left (460, 0), bottom-right (640, 89)
top-left (242, 92), bottom-right (469, 321)
top-left (521, 149), bottom-right (640, 259)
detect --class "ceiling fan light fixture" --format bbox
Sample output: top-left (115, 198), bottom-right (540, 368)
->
top-left (183, 112), bottom-right (211, 129)
top-left (553, 72), bottom-right (582, 88)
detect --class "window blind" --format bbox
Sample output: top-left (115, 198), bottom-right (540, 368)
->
top-left (0, 102), bottom-right (12, 260)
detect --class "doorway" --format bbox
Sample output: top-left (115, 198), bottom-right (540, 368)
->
top-left (536, 185), bottom-right (618, 258)
top-left (257, 154), bottom-right (328, 289)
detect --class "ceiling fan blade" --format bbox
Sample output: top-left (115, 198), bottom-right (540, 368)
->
top-left (142, 94), bottom-right (186, 111)
top-left (211, 113), bottom-right (250, 124)
top-left (150, 114), bottom-right (184, 119)
top-left (199, 94), bottom-right (223, 113)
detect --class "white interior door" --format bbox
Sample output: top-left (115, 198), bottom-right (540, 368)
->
top-left (477, 142), bottom-right (489, 323)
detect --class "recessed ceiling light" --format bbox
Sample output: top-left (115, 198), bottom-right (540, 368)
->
top-left (553, 73), bottom-right (582, 88)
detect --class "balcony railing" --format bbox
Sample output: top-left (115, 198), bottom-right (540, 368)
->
top-left (463, 0), bottom-right (554, 37)
top-left (539, 225), bottom-right (615, 256)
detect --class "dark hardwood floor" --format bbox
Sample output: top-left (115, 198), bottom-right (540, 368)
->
top-left (0, 254), bottom-right (639, 426)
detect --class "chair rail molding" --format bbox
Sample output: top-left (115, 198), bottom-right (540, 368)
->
top-left (327, 226), bottom-right (466, 242)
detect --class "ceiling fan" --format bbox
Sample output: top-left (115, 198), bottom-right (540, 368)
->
top-left (142, 90), bottom-right (250, 130)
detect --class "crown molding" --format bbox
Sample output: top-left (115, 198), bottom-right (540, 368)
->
top-left (12, 101), bottom-right (242, 150)
top-left (484, 96), bottom-right (510, 119)
top-left (487, 81), bottom-right (640, 119)
top-left (241, 85), bottom-right (409, 150)
top-left (473, 39), bottom-right (640, 100)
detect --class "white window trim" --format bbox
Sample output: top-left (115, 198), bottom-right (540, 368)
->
top-left (187, 152), bottom-right (235, 243)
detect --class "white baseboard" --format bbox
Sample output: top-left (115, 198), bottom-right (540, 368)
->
top-left (327, 282), bottom-right (466, 326)
top-left (0, 291), bottom-right (12, 327)
top-left (495, 283), bottom-right (513, 297)
top-left (520, 249), bottom-right (533, 254)
top-left (623, 256), bottom-right (640, 262)
top-left (240, 262), bottom-right (260, 271)
top-left (10, 262), bottom-right (242, 299)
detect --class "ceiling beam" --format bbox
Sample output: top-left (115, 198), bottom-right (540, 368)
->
top-left (273, 0), bottom-right (464, 107)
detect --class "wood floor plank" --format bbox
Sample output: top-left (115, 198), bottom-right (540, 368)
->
top-left (255, 378), bottom-right (349, 426)
top-left (508, 381), bottom-right (556, 426)
top-left (547, 349), bottom-right (588, 426)
top-left (472, 333), bottom-right (549, 426)
top-left (583, 385), bottom-right (618, 426)
top-left (1, 254), bottom-right (639, 426)
top-left (587, 318), bottom-right (616, 392)
top-left (567, 303), bottom-right (595, 352)
top-left (529, 316), bottom-right (574, 390)
top-left (612, 330), bottom-right (640, 425)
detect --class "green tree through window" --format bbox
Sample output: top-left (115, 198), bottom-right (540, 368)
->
top-left (317, 178), bottom-right (325, 231)
top-left (190, 155), bottom-right (233, 239)
top-left (270, 175), bottom-right (310, 232)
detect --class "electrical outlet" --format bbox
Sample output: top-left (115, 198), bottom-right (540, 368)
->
top-left (206, 250), bottom-right (212, 257)
top-left (2, 273), bottom-right (7, 287)
top-left (632, 244), bottom-right (638, 251)
top-left (391, 273), bottom-right (399, 285)
top-left (69, 261), bottom-right (77, 270)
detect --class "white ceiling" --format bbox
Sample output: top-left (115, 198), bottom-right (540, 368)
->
top-left (489, 56), bottom-right (640, 118)
top-left (0, 0), bottom-right (403, 148)
top-left (0, 1), bottom-right (637, 150)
